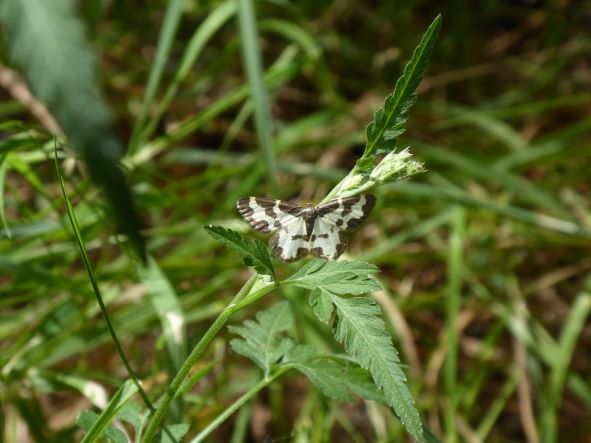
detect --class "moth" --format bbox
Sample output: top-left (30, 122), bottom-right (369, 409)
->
top-left (237, 195), bottom-right (376, 261)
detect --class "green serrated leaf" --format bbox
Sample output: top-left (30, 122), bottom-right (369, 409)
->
top-left (354, 156), bottom-right (377, 175)
top-left (284, 260), bottom-right (381, 295)
top-left (292, 358), bottom-right (385, 403)
top-left (229, 301), bottom-right (294, 374)
top-left (284, 344), bottom-right (316, 363)
top-left (159, 423), bottom-right (190, 443)
top-left (328, 294), bottom-right (423, 441)
top-left (114, 399), bottom-right (143, 431)
top-left (309, 289), bottom-right (334, 324)
top-left (204, 225), bottom-right (274, 278)
top-left (364, 14), bottom-right (441, 157)
top-left (0, 0), bottom-right (145, 259)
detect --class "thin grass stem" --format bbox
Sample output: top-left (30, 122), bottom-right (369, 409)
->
top-left (188, 367), bottom-right (290, 443)
top-left (53, 146), bottom-right (172, 435)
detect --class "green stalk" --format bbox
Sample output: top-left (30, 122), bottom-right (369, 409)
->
top-left (444, 207), bottom-right (464, 442)
top-left (143, 274), bottom-right (278, 442)
top-left (188, 367), bottom-right (290, 443)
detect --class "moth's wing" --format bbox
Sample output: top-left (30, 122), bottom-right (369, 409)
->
top-left (237, 197), bottom-right (302, 233)
top-left (316, 194), bottom-right (376, 232)
top-left (310, 217), bottom-right (346, 260)
top-left (270, 217), bottom-right (310, 262)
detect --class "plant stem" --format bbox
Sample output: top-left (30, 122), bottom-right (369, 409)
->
top-left (188, 367), bottom-right (290, 443)
top-left (143, 274), bottom-right (277, 442)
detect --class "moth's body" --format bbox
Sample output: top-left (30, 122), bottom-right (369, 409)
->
top-left (300, 204), bottom-right (318, 241)
top-left (237, 195), bottom-right (376, 261)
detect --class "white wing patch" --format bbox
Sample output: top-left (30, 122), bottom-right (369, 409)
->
top-left (236, 195), bottom-right (375, 262)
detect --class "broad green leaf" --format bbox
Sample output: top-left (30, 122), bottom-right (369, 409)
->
top-left (0, 0), bottom-right (145, 258)
top-left (284, 260), bottom-right (381, 295)
top-left (229, 301), bottom-right (294, 374)
top-left (328, 294), bottom-right (423, 441)
top-left (137, 255), bottom-right (187, 371)
top-left (79, 380), bottom-right (138, 443)
top-left (309, 289), bottom-right (334, 324)
top-left (364, 14), bottom-right (441, 156)
top-left (291, 357), bottom-right (384, 403)
top-left (204, 225), bottom-right (274, 278)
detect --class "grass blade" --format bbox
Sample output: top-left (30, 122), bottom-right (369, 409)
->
top-left (129, 0), bottom-right (184, 154)
top-left (235, 0), bottom-right (278, 193)
top-left (0, 155), bottom-right (11, 238)
top-left (79, 380), bottom-right (138, 443)
top-left (54, 146), bottom-right (155, 414)
top-left (444, 207), bottom-right (464, 441)
top-left (545, 279), bottom-right (591, 441)
top-left (137, 0), bottom-right (237, 148)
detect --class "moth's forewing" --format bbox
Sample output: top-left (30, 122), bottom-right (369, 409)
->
top-left (236, 197), bottom-right (301, 234)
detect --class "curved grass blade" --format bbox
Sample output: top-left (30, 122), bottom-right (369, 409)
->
top-left (79, 380), bottom-right (138, 443)
top-left (54, 146), bottom-right (155, 415)
top-left (129, 0), bottom-right (184, 154)
top-left (137, 0), bottom-right (237, 149)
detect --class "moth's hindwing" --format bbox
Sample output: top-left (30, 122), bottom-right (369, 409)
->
top-left (270, 217), bottom-right (310, 262)
top-left (310, 217), bottom-right (347, 260)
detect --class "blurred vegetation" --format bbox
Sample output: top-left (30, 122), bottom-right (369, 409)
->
top-left (1, 0), bottom-right (591, 442)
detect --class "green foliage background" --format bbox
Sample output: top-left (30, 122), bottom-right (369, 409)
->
top-left (1, 0), bottom-right (590, 442)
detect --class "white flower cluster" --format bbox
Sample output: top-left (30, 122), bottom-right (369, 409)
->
top-left (369, 147), bottom-right (424, 185)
